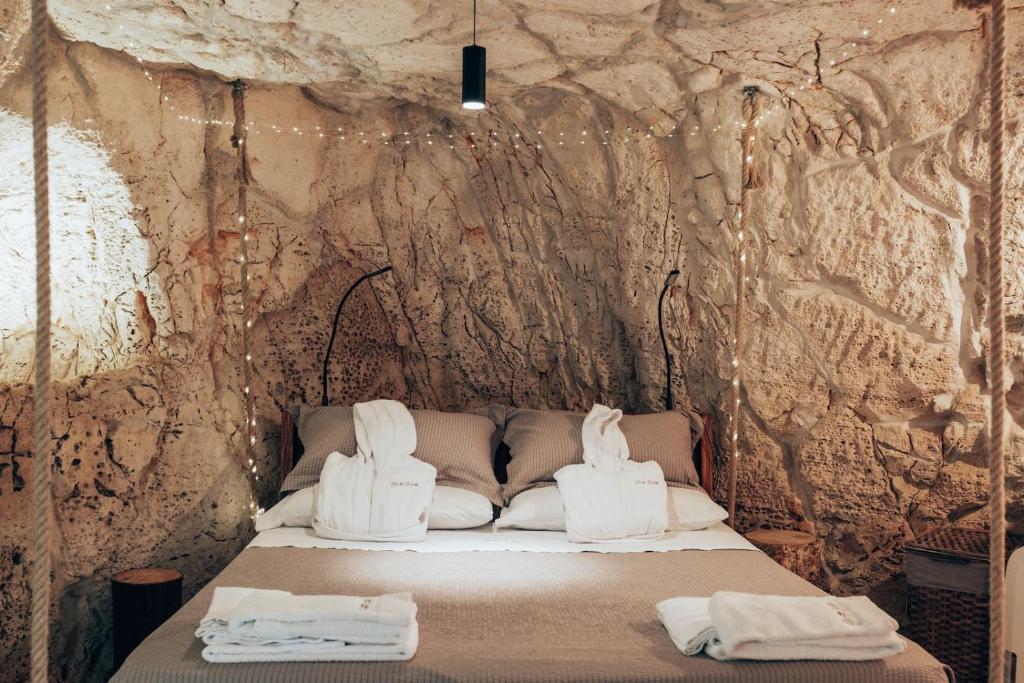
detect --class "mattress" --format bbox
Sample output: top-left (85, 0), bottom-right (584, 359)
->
top-left (112, 528), bottom-right (951, 683)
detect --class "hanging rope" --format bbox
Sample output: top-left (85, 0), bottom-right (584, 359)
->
top-left (726, 86), bottom-right (761, 526)
top-left (985, 1), bottom-right (1008, 680)
top-left (29, 0), bottom-right (52, 681)
top-left (953, 1), bottom-right (1009, 676)
top-left (231, 81), bottom-right (258, 516)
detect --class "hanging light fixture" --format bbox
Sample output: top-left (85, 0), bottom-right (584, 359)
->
top-left (462, 0), bottom-right (486, 110)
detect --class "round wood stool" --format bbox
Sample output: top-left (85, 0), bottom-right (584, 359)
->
top-left (744, 529), bottom-right (822, 585)
top-left (112, 567), bottom-right (183, 670)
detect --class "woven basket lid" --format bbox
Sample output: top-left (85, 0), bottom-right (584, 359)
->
top-left (906, 528), bottom-right (989, 561)
top-left (907, 527), bottom-right (1024, 562)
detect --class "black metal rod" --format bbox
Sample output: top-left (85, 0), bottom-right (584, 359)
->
top-left (320, 266), bottom-right (393, 406)
top-left (658, 269), bottom-right (680, 411)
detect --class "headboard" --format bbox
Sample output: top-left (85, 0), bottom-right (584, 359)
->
top-left (279, 410), bottom-right (716, 498)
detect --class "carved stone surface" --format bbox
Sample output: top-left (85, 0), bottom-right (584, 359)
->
top-left (0, 2), bottom-right (1023, 680)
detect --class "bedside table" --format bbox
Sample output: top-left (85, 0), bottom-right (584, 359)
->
top-left (112, 567), bottom-right (183, 669)
top-left (744, 529), bottom-right (822, 585)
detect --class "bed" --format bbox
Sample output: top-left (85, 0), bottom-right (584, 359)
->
top-left (111, 411), bottom-right (952, 683)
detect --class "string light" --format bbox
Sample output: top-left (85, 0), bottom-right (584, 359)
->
top-left (726, 85), bottom-right (761, 525)
top-left (100, 11), bottom-right (804, 150)
top-left (230, 82), bottom-right (260, 523)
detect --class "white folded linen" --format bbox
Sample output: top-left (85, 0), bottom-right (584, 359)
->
top-left (553, 403), bottom-right (668, 542)
top-left (313, 399), bottom-right (437, 542)
top-left (197, 587), bottom-right (416, 638)
top-left (196, 587), bottom-right (419, 663)
top-left (201, 622), bottom-right (419, 663)
top-left (657, 592), bottom-right (906, 661)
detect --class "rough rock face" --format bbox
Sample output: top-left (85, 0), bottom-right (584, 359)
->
top-left (1, 1), bottom-right (1023, 680)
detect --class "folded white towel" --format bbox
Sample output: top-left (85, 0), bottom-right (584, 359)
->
top-left (199, 587), bottom-right (414, 637)
top-left (201, 622), bottom-right (419, 663)
top-left (196, 587), bottom-right (419, 663)
top-left (657, 592), bottom-right (906, 661)
top-left (313, 400), bottom-right (437, 542)
top-left (553, 403), bottom-right (668, 543)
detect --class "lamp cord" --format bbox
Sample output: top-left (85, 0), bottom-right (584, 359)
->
top-left (321, 266), bottom-right (393, 406)
top-left (473, 0), bottom-right (477, 45)
top-left (658, 270), bottom-right (680, 411)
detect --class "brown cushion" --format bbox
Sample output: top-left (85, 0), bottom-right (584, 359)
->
top-left (497, 408), bottom-right (700, 503)
top-left (281, 405), bottom-right (502, 505)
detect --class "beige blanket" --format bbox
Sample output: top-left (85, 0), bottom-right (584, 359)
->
top-left (112, 546), bottom-right (951, 682)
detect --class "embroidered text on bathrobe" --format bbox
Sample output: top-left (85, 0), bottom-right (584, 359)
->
top-left (313, 399), bottom-right (437, 542)
top-left (553, 403), bottom-right (668, 542)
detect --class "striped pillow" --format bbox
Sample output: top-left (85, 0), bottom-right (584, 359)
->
top-left (497, 408), bottom-right (700, 503)
top-left (281, 405), bottom-right (503, 505)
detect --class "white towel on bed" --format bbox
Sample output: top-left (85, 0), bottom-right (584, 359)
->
top-left (553, 403), bottom-right (668, 543)
top-left (196, 587), bottom-right (419, 662)
top-left (313, 400), bottom-right (437, 542)
top-left (200, 622), bottom-right (419, 663)
top-left (657, 592), bottom-right (906, 661)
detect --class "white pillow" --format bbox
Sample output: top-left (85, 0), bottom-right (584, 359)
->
top-left (256, 485), bottom-right (494, 532)
top-left (492, 487), bottom-right (566, 531)
top-left (665, 487), bottom-right (730, 530)
top-left (427, 486), bottom-right (496, 529)
top-left (495, 486), bottom-right (728, 532)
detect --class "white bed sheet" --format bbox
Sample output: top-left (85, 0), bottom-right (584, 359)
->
top-left (248, 522), bottom-right (758, 554)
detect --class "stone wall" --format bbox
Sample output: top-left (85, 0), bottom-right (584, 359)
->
top-left (1, 7), bottom-right (1023, 681)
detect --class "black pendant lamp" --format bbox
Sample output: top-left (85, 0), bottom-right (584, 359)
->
top-left (462, 0), bottom-right (486, 109)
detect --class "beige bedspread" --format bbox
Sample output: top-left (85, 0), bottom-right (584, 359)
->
top-left (112, 546), bottom-right (951, 683)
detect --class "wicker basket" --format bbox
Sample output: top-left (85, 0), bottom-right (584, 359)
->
top-left (905, 528), bottom-right (1021, 683)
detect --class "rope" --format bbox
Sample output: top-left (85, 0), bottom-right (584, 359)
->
top-left (231, 82), bottom-right (257, 515)
top-left (727, 87), bottom-right (760, 525)
top-left (29, 0), bottom-right (52, 681)
top-left (986, 1), bottom-right (1007, 680)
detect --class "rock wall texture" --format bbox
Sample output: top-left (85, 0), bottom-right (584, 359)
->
top-left (1, 1), bottom-right (1023, 680)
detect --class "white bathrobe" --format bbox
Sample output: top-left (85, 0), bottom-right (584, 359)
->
top-left (313, 400), bottom-right (437, 542)
top-left (553, 404), bottom-right (668, 542)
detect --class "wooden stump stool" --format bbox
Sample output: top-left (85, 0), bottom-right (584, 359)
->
top-left (744, 529), bottom-right (822, 585)
top-left (112, 567), bottom-right (182, 670)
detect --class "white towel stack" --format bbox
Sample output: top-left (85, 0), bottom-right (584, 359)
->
top-left (196, 587), bottom-right (419, 663)
top-left (657, 591), bottom-right (905, 661)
